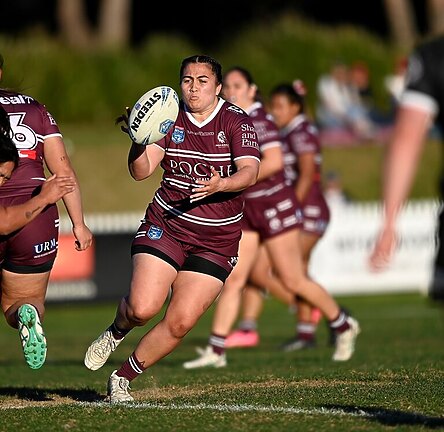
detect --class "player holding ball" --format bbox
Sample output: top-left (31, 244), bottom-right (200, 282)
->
top-left (84, 55), bottom-right (261, 403)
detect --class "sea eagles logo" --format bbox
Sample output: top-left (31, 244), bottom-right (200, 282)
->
top-left (147, 225), bottom-right (163, 240)
top-left (217, 131), bottom-right (227, 144)
top-left (172, 126), bottom-right (185, 144)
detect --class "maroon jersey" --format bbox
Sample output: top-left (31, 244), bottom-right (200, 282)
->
top-left (281, 114), bottom-right (330, 234)
top-left (243, 102), bottom-right (286, 198)
top-left (145, 98), bottom-right (260, 256)
top-left (0, 90), bottom-right (62, 199)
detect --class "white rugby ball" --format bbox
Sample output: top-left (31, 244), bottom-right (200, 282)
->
top-left (128, 85), bottom-right (179, 145)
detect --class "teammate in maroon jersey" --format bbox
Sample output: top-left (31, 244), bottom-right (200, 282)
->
top-left (183, 68), bottom-right (359, 370)
top-left (84, 55), bottom-right (261, 403)
top-left (0, 107), bottom-right (75, 234)
top-left (0, 58), bottom-right (92, 370)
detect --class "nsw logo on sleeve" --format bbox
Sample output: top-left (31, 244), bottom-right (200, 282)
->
top-left (147, 225), bottom-right (163, 240)
top-left (172, 126), bottom-right (185, 144)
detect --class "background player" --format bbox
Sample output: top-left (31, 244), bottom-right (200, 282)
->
top-left (183, 68), bottom-right (359, 370)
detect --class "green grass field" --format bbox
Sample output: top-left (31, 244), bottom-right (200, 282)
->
top-left (0, 293), bottom-right (443, 431)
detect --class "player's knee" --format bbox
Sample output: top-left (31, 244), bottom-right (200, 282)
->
top-left (126, 303), bottom-right (161, 326)
top-left (167, 316), bottom-right (195, 339)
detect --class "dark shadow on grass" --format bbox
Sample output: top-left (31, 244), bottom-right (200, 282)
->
top-left (0, 387), bottom-right (103, 402)
top-left (323, 404), bottom-right (444, 429)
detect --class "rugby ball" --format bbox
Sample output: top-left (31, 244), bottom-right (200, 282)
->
top-left (128, 86), bottom-right (179, 145)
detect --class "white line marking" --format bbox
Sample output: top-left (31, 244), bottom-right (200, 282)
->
top-left (78, 401), bottom-right (367, 417)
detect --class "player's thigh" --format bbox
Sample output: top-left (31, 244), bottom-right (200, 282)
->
top-left (300, 231), bottom-right (321, 263)
top-left (1, 269), bottom-right (50, 312)
top-left (225, 230), bottom-right (260, 290)
top-left (265, 229), bottom-right (304, 281)
top-left (168, 270), bottom-right (223, 326)
top-left (128, 253), bottom-right (177, 312)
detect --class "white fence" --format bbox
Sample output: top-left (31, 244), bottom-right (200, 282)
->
top-left (309, 199), bottom-right (440, 295)
top-left (58, 199), bottom-right (440, 298)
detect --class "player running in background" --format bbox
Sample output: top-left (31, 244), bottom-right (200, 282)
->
top-left (183, 68), bottom-right (359, 370)
top-left (83, 55), bottom-right (261, 403)
top-left (0, 55), bottom-right (92, 369)
top-left (226, 80), bottom-right (334, 351)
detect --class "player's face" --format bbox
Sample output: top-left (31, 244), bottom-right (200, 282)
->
top-left (270, 94), bottom-right (300, 129)
top-left (0, 161), bottom-right (14, 186)
top-left (181, 63), bottom-right (222, 115)
top-left (222, 71), bottom-right (255, 110)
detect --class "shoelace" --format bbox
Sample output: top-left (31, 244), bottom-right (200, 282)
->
top-left (94, 333), bottom-right (116, 357)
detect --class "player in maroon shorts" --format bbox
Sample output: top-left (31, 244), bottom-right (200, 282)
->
top-left (83, 55), bottom-right (261, 403)
top-left (183, 68), bottom-right (359, 369)
top-left (0, 57), bottom-right (92, 370)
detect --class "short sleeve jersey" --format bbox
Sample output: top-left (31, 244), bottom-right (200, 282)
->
top-left (148, 98), bottom-right (260, 249)
top-left (281, 114), bottom-right (323, 194)
top-left (401, 36), bottom-right (444, 130)
top-left (243, 102), bottom-right (286, 197)
top-left (0, 90), bottom-right (62, 199)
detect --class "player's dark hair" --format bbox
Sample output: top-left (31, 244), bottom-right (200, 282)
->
top-left (0, 53), bottom-right (3, 69)
top-left (270, 83), bottom-right (305, 113)
top-left (180, 55), bottom-right (223, 85)
top-left (223, 66), bottom-right (263, 103)
top-left (0, 106), bottom-right (19, 168)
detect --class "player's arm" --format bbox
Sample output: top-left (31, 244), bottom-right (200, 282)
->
top-left (256, 144), bottom-right (283, 183)
top-left (190, 158), bottom-right (259, 203)
top-left (128, 143), bottom-right (164, 180)
top-left (295, 152), bottom-right (316, 203)
top-left (369, 105), bottom-right (432, 269)
top-left (43, 136), bottom-right (93, 251)
top-left (0, 174), bottom-right (75, 235)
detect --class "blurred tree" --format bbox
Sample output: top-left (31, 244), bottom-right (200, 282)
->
top-left (57, 0), bottom-right (132, 50)
top-left (427, 0), bottom-right (444, 35)
top-left (383, 0), bottom-right (417, 49)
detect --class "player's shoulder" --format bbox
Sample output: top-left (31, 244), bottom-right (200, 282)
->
top-left (0, 89), bottom-right (39, 106)
top-left (221, 99), bottom-right (249, 119)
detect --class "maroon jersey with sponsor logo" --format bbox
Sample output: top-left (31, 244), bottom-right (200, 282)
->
top-left (244, 102), bottom-right (286, 198)
top-left (146, 98), bottom-right (260, 256)
top-left (0, 89), bottom-right (62, 199)
top-left (281, 114), bottom-right (330, 233)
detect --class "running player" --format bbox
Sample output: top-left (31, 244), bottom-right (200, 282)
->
top-left (0, 56), bottom-right (93, 370)
top-left (183, 68), bottom-right (359, 370)
top-left (83, 55), bottom-right (261, 403)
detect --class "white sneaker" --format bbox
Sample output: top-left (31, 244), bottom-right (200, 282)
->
top-left (84, 329), bottom-right (124, 371)
top-left (107, 370), bottom-right (134, 403)
top-left (183, 346), bottom-right (227, 369)
top-left (332, 317), bottom-right (361, 361)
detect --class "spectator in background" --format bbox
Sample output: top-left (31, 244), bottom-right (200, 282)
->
top-left (316, 61), bottom-right (375, 142)
top-left (349, 60), bottom-right (393, 129)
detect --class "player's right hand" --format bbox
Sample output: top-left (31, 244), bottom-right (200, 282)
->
top-left (40, 174), bottom-right (76, 204)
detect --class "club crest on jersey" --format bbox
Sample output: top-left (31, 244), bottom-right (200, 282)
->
top-left (172, 126), bottom-right (185, 144)
top-left (147, 225), bottom-right (163, 240)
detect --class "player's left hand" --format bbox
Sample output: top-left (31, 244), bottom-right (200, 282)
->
top-left (190, 166), bottom-right (227, 203)
top-left (73, 224), bottom-right (93, 251)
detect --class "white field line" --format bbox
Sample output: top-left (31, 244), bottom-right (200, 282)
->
top-left (77, 401), bottom-right (367, 417)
